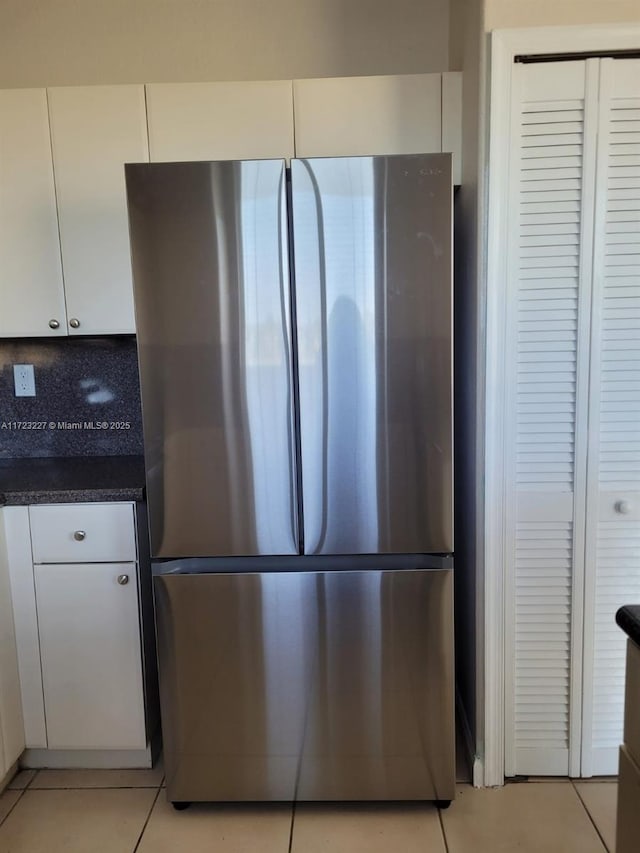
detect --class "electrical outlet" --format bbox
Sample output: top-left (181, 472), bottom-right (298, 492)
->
top-left (14, 364), bottom-right (36, 397)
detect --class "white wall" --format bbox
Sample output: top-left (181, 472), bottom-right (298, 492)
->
top-left (485, 0), bottom-right (640, 30)
top-left (449, 0), bottom-right (467, 69)
top-left (0, 0), bottom-right (450, 88)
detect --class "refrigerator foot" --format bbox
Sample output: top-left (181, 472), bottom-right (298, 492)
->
top-left (435, 800), bottom-right (452, 810)
top-left (172, 802), bottom-right (192, 811)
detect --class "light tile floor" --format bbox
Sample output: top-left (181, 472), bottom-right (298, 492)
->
top-left (0, 769), bottom-right (617, 852)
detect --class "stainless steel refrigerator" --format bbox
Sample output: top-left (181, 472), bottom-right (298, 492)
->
top-left (125, 153), bottom-right (454, 807)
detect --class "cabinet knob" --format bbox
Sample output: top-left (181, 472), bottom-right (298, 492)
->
top-left (73, 530), bottom-right (86, 541)
top-left (117, 574), bottom-right (129, 585)
top-left (49, 319), bottom-right (60, 329)
top-left (69, 318), bottom-right (81, 329)
top-left (615, 500), bottom-right (632, 515)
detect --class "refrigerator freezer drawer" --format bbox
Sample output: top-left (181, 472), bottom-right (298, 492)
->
top-left (154, 566), bottom-right (455, 802)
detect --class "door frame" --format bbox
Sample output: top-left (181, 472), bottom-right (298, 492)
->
top-left (483, 22), bottom-right (640, 787)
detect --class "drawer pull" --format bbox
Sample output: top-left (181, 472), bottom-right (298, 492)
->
top-left (73, 530), bottom-right (87, 541)
top-left (117, 574), bottom-right (129, 585)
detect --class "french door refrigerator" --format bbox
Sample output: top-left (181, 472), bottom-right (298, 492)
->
top-left (125, 153), bottom-right (454, 807)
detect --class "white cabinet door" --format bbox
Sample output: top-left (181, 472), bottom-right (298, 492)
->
top-left (34, 562), bottom-right (146, 750)
top-left (0, 89), bottom-right (66, 337)
top-left (0, 510), bottom-right (25, 773)
top-left (581, 58), bottom-right (640, 777)
top-left (48, 85), bottom-right (148, 335)
top-left (293, 74), bottom-right (441, 158)
top-left (146, 80), bottom-right (294, 162)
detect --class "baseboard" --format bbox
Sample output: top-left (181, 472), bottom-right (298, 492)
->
top-left (456, 687), bottom-right (482, 787)
top-left (21, 743), bottom-right (153, 770)
top-left (0, 760), bottom-right (19, 794)
top-left (472, 755), bottom-right (485, 788)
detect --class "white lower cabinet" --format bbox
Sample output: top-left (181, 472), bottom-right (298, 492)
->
top-left (6, 502), bottom-right (154, 766)
top-left (34, 562), bottom-right (146, 750)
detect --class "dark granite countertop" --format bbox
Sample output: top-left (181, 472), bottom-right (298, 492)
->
top-left (0, 456), bottom-right (146, 505)
top-left (616, 606), bottom-right (640, 647)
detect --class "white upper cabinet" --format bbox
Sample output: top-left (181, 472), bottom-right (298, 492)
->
top-left (0, 85), bottom-right (147, 338)
top-left (0, 75), bottom-right (461, 339)
top-left (292, 74), bottom-right (441, 159)
top-left (48, 85), bottom-right (148, 335)
top-left (146, 81), bottom-right (295, 162)
top-left (0, 89), bottom-right (66, 337)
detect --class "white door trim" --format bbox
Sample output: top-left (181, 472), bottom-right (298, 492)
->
top-left (483, 22), bottom-right (640, 788)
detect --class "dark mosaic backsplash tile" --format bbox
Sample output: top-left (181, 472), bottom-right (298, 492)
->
top-left (0, 337), bottom-right (143, 458)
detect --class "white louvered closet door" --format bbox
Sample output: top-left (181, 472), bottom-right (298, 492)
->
top-left (581, 59), bottom-right (640, 777)
top-left (505, 61), bottom-right (598, 777)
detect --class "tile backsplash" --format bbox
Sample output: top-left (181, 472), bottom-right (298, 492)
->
top-left (0, 337), bottom-right (143, 458)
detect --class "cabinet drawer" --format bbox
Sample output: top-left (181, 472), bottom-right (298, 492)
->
top-left (30, 503), bottom-right (136, 564)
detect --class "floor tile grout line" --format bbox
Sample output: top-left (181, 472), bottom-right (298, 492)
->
top-left (27, 785), bottom-right (162, 791)
top-left (6, 769), bottom-right (38, 793)
top-left (571, 779), bottom-right (611, 853)
top-left (132, 783), bottom-right (162, 853)
top-left (287, 800), bottom-right (297, 853)
top-left (437, 806), bottom-right (451, 853)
